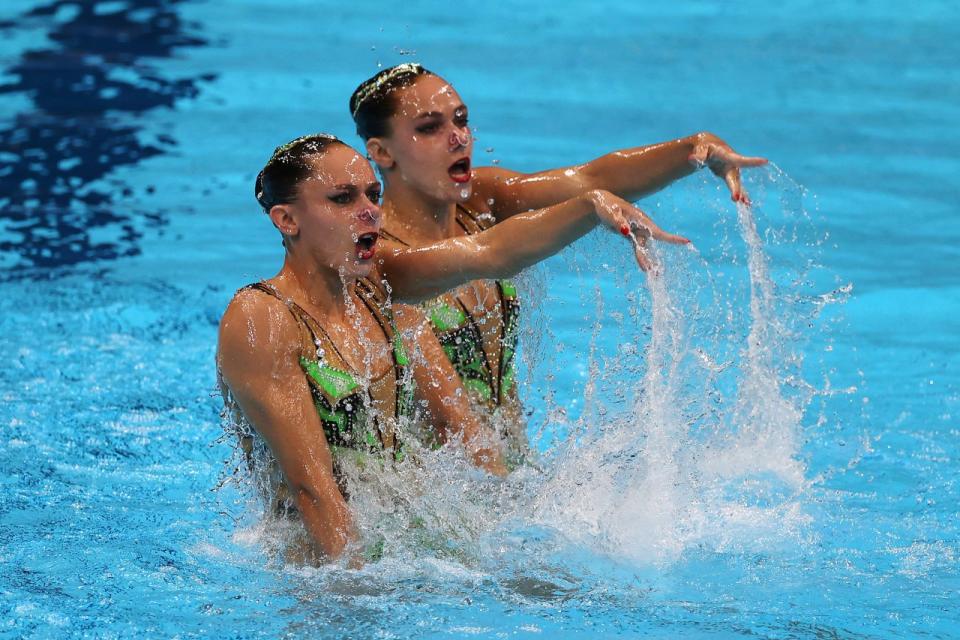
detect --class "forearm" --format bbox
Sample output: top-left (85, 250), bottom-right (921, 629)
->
top-left (295, 481), bottom-right (356, 560)
top-left (579, 132), bottom-right (714, 201)
top-left (474, 192), bottom-right (597, 276)
top-left (387, 193), bottom-right (597, 303)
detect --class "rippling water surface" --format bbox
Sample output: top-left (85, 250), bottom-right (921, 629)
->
top-left (1, 1), bottom-right (957, 638)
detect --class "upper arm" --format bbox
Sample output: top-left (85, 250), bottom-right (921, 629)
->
top-left (379, 238), bottom-right (495, 304)
top-left (473, 165), bottom-right (589, 221)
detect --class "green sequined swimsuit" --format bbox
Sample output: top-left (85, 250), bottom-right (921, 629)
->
top-left (382, 204), bottom-right (521, 407)
top-left (245, 280), bottom-right (415, 455)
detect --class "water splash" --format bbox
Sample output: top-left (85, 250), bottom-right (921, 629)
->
top-left (224, 167), bottom-right (837, 574)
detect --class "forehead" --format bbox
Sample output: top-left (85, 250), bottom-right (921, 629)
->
top-left (304, 144), bottom-right (376, 185)
top-left (394, 75), bottom-right (464, 117)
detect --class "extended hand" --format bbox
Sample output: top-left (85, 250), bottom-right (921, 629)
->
top-left (587, 190), bottom-right (689, 272)
top-left (688, 134), bottom-right (767, 205)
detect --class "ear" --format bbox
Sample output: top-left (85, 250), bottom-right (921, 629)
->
top-left (267, 204), bottom-right (298, 238)
top-left (366, 137), bottom-right (394, 170)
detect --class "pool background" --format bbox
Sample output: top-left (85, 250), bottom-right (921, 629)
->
top-left (1, 1), bottom-right (958, 638)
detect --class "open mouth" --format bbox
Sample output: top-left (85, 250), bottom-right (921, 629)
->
top-left (355, 232), bottom-right (379, 260)
top-left (448, 157), bottom-right (471, 183)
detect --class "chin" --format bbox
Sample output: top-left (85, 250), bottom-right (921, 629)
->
top-left (448, 181), bottom-right (472, 203)
top-left (350, 260), bottom-right (375, 279)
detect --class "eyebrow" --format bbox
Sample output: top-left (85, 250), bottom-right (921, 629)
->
top-left (330, 182), bottom-right (381, 191)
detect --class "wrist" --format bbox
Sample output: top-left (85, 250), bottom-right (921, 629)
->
top-left (694, 131), bottom-right (721, 146)
top-left (584, 189), bottom-right (605, 216)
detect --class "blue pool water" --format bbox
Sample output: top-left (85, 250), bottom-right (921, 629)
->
top-left (1, 1), bottom-right (958, 638)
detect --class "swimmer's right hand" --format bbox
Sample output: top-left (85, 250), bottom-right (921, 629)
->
top-left (586, 189), bottom-right (690, 272)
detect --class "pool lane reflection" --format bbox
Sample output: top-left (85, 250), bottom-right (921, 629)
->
top-left (0, 0), bottom-right (214, 274)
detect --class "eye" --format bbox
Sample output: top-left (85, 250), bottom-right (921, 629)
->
top-left (329, 192), bottom-right (353, 204)
top-left (366, 188), bottom-right (381, 204)
top-left (416, 121), bottom-right (441, 134)
top-left (454, 110), bottom-right (469, 128)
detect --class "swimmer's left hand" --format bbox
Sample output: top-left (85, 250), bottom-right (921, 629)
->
top-left (688, 134), bottom-right (767, 205)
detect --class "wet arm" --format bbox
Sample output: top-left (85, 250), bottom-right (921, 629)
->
top-left (394, 305), bottom-right (508, 476)
top-left (474, 132), bottom-right (759, 219)
top-left (217, 295), bottom-right (354, 560)
top-left (381, 193), bottom-right (595, 302)
top-left (381, 191), bottom-right (686, 302)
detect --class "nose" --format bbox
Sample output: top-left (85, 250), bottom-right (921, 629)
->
top-left (357, 206), bottom-right (380, 225)
top-left (449, 127), bottom-right (470, 149)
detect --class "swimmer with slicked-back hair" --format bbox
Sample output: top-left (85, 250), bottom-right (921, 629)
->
top-left (217, 133), bottom-right (686, 563)
top-left (349, 63), bottom-right (767, 463)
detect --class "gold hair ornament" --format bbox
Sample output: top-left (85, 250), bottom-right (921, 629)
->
top-left (351, 63), bottom-right (425, 118)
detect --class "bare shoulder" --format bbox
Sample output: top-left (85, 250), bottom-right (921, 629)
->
top-left (473, 165), bottom-right (523, 188)
top-left (471, 166), bottom-right (526, 217)
top-left (217, 286), bottom-right (301, 379)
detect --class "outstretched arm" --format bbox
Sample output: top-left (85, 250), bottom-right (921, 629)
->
top-left (394, 305), bottom-right (508, 477)
top-left (217, 291), bottom-right (354, 561)
top-left (473, 132), bottom-right (767, 221)
top-left (380, 190), bottom-right (688, 303)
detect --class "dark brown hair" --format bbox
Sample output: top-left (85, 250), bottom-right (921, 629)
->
top-left (254, 133), bottom-right (345, 212)
top-left (349, 63), bottom-right (433, 140)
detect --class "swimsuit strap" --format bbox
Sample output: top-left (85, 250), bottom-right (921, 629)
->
top-left (356, 277), bottom-right (413, 419)
top-left (242, 281), bottom-right (410, 452)
top-left (242, 282), bottom-right (328, 364)
top-left (379, 227), bottom-right (410, 247)
top-left (455, 203), bottom-right (495, 234)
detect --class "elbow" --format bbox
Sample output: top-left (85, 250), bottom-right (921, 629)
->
top-left (694, 131), bottom-right (721, 145)
top-left (464, 240), bottom-right (512, 281)
top-left (483, 255), bottom-right (519, 282)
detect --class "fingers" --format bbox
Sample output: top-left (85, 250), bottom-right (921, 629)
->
top-left (595, 194), bottom-right (686, 272)
top-left (633, 242), bottom-right (651, 271)
top-left (622, 203), bottom-right (690, 245)
top-left (723, 169), bottom-right (753, 206)
top-left (692, 143), bottom-right (766, 205)
top-left (637, 220), bottom-right (690, 245)
top-left (732, 153), bottom-right (768, 167)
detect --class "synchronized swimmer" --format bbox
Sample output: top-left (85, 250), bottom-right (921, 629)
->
top-left (216, 64), bottom-right (767, 563)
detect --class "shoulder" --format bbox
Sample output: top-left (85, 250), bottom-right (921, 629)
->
top-left (472, 165), bottom-right (524, 195)
top-left (217, 286), bottom-right (302, 380)
top-left (473, 165), bottom-right (524, 186)
top-left (469, 166), bottom-right (527, 220)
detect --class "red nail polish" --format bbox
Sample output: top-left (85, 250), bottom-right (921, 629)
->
top-left (620, 224), bottom-right (630, 236)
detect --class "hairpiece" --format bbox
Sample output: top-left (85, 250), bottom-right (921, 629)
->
top-left (270, 132), bottom-right (340, 160)
top-left (351, 63), bottom-right (425, 118)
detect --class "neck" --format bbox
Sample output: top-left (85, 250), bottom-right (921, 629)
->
top-left (381, 177), bottom-right (459, 243)
top-left (274, 251), bottom-right (352, 322)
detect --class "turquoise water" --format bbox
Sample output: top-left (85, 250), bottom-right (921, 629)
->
top-left (1, 1), bottom-right (958, 638)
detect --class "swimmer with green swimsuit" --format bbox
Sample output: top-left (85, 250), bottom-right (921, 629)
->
top-left (218, 134), bottom-right (687, 563)
top-left (349, 64), bottom-right (766, 460)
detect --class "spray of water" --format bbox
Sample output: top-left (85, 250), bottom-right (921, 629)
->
top-left (220, 166), bottom-right (842, 575)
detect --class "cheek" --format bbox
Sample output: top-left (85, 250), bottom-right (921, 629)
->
top-left (401, 136), bottom-right (444, 167)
